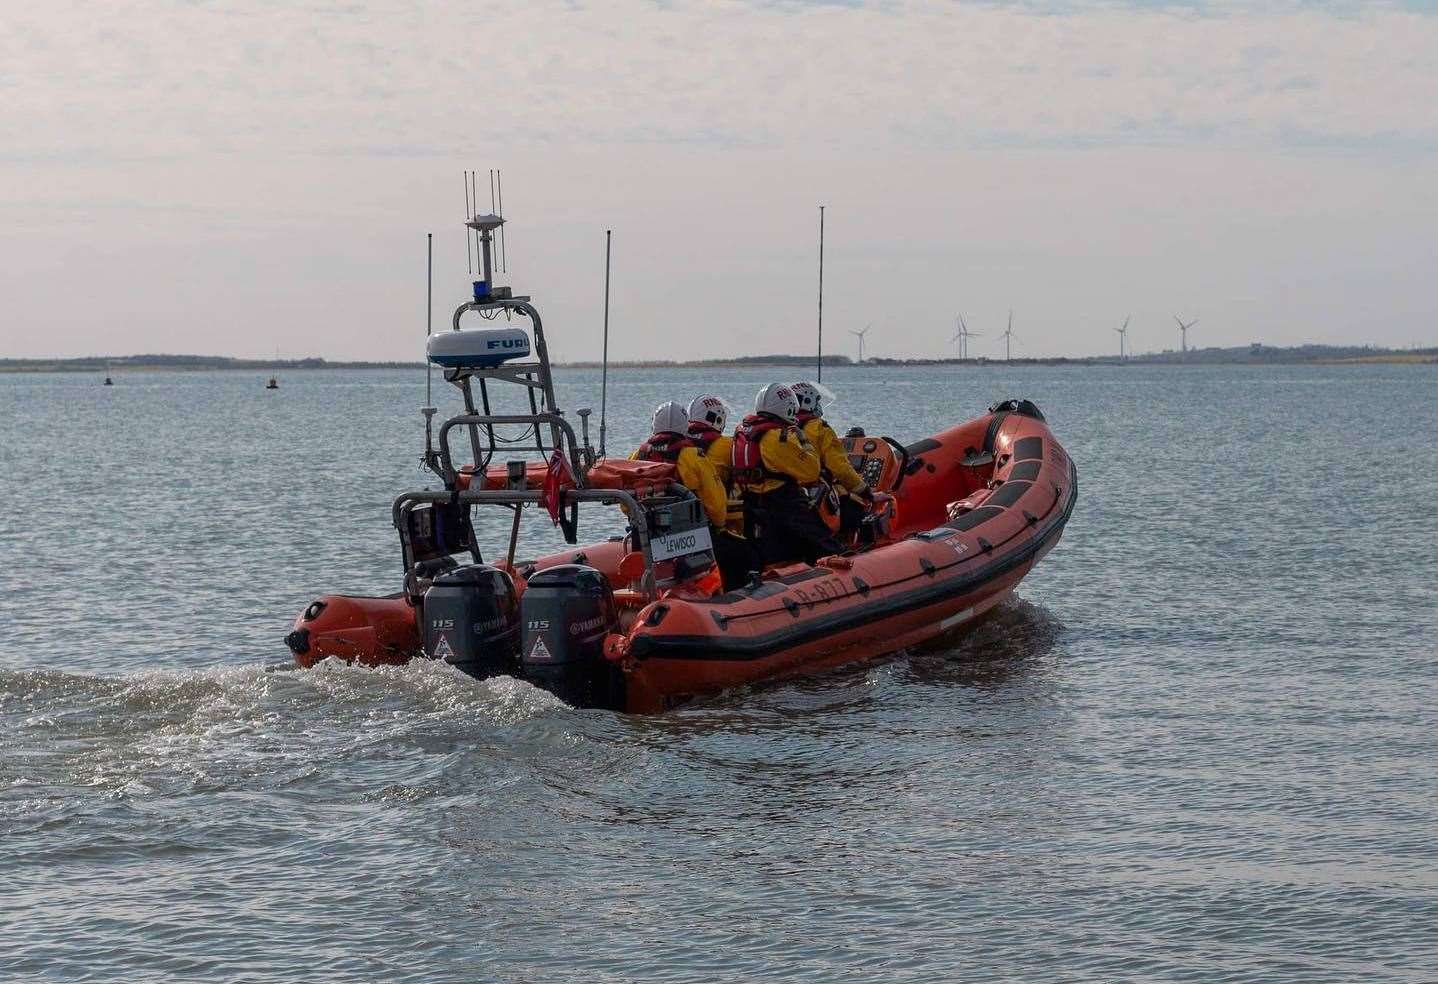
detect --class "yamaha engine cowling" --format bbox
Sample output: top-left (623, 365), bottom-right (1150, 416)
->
top-left (422, 564), bottom-right (521, 679)
top-left (520, 565), bottom-right (623, 710)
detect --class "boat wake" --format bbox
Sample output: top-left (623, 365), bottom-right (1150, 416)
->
top-left (0, 660), bottom-right (567, 830)
top-left (894, 596), bottom-right (1067, 690)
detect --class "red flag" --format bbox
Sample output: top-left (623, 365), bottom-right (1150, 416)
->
top-left (541, 450), bottom-right (575, 526)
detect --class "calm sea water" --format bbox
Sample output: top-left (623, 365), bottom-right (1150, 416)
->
top-left (2, 363), bottom-right (1435, 982)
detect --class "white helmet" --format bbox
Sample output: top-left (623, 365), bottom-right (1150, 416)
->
top-left (754, 383), bottom-right (799, 424)
top-left (687, 394), bottom-right (730, 432)
top-left (651, 400), bottom-right (688, 435)
top-left (790, 380), bottom-right (836, 416)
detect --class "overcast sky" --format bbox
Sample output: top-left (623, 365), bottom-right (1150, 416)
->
top-left (2, 1), bottom-right (1435, 362)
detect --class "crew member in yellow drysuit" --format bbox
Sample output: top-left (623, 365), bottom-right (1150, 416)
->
top-left (731, 384), bottom-right (840, 565)
top-left (633, 401), bottom-right (753, 588)
top-left (791, 381), bottom-right (874, 535)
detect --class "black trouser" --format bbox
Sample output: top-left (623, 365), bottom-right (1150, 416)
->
top-left (743, 485), bottom-right (844, 567)
top-left (710, 527), bottom-right (758, 591)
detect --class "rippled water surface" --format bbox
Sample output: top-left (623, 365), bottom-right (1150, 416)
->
top-left (2, 363), bottom-right (1435, 982)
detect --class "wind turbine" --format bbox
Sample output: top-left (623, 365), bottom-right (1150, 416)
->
top-left (1174, 315), bottom-right (1197, 354)
top-left (1115, 315), bottom-right (1129, 359)
top-left (950, 314), bottom-right (981, 360)
top-left (849, 325), bottom-right (871, 364)
top-left (1001, 310), bottom-right (1015, 363)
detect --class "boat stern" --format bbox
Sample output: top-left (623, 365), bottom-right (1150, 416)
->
top-left (284, 594), bottom-right (420, 668)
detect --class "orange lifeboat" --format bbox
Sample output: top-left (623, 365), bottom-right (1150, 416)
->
top-left (285, 399), bottom-right (1075, 712)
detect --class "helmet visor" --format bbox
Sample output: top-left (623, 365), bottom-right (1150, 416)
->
top-left (794, 380), bottom-right (838, 412)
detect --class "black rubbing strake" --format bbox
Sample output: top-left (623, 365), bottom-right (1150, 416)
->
top-left (982, 413), bottom-right (1010, 455)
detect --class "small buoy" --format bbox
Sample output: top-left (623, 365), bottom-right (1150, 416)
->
top-left (266, 377), bottom-right (279, 390)
top-left (103, 377), bottom-right (113, 386)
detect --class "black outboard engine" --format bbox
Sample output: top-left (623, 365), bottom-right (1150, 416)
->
top-left (421, 564), bottom-right (521, 679)
top-left (519, 564), bottom-right (624, 710)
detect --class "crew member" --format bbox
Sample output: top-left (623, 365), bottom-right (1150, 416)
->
top-left (731, 383), bottom-right (841, 565)
top-left (686, 394), bottom-right (745, 534)
top-left (790, 381), bottom-right (874, 535)
top-left (633, 401), bottom-right (753, 589)
top-left (686, 394), bottom-right (734, 486)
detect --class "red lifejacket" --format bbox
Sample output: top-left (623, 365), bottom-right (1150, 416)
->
top-left (796, 410), bottom-right (819, 426)
top-left (731, 414), bottom-right (787, 489)
top-left (687, 422), bottom-right (722, 452)
top-left (635, 432), bottom-right (696, 463)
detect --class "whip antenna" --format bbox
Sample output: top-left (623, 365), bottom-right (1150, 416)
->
top-left (463, 172), bottom-right (473, 274)
top-left (426, 233), bottom-right (433, 404)
top-left (470, 170), bottom-right (481, 270)
top-left (497, 170), bottom-right (506, 273)
top-left (422, 232), bottom-right (437, 470)
top-left (816, 204), bottom-right (825, 383)
top-left (599, 229), bottom-right (612, 458)
top-left (489, 169), bottom-right (502, 273)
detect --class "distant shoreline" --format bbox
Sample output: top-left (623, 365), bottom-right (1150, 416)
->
top-left (0, 357), bottom-right (426, 374)
top-left (2, 346), bottom-right (1434, 374)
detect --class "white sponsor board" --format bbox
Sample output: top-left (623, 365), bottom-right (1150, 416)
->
top-left (650, 525), bottom-right (714, 562)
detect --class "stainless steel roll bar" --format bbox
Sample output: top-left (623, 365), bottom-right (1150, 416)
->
top-left (437, 412), bottom-right (587, 487)
top-left (445, 298), bottom-right (567, 459)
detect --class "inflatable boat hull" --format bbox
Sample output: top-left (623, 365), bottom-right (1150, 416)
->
top-left (615, 408), bottom-right (1076, 710)
top-left (287, 403), bottom-right (1075, 712)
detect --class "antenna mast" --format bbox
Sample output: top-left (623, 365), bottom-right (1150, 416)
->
top-left (463, 173), bottom-right (473, 274)
top-left (496, 170), bottom-right (506, 273)
top-left (426, 234), bottom-right (433, 405)
top-left (816, 205), bottom-right (825, 383)
top-left (470, 171), bottom-right (480, 267)
top-left (599, 229), bottom-right (612, 459)
top-left (422, 232), bottom-right (437, 468)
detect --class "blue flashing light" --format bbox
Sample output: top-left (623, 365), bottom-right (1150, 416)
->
top-left (472, 280), bottom-right (491, 302)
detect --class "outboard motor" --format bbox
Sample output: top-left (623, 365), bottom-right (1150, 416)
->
top-left (421, 564), bottom-right (521, 679)
top-left (519, 564), bottom-right (623, 710)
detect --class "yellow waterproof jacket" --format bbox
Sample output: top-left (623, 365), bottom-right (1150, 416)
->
top-left (698, 432), bottom-right (745, 533)
top-left (690, 429), bottom-right (734, 487)
top-left (630, 442), bottom-right (729, 528)
top-left (800, 416), bottom-right (866, 492)
top-left (748, 425), bottom-right (821, 495)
